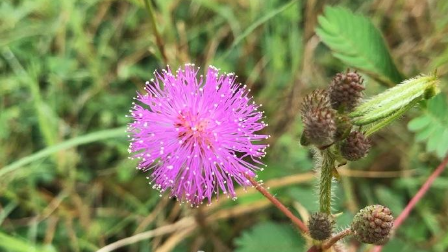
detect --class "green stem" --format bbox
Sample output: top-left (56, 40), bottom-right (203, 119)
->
top-left (142, 0), bottom-right (168, 64)
top-left (319, 149), bottom-right (335, 214)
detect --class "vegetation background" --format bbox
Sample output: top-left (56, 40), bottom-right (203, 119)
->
top-left (1, 0), bottom-right (448, 251)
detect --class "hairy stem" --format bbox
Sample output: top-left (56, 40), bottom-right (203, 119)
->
top-left (319, 149), bottom-right (335, 214)
top-left (244, 173), bottom-right (308, 233)
top-left (322, 228), bottom-right (352, 249)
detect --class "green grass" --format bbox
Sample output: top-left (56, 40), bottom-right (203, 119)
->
top-left (1, 0), bottom-right (448, 251)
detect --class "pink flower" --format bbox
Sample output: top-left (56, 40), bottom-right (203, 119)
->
top-left (128, 64), bottom-right (269, 206)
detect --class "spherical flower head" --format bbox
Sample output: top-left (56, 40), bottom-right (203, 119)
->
top-left (329, 71), bottom-right (365, 112)
top-left (308, 212), bottom-right (335, 240)
top-left (340, 131), bottom-right (371, 161)
top-left (127, 64), bottom-right (269, 206)
top-left (300, 90), bottom-right (336, 148)
top-left (351, 205), bottom-right (394, 245)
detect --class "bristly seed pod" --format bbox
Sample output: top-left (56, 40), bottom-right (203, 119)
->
top-left (329, 71), bottom-right (365, 112)
top-left (301, 90), bottom-right (336, 148)
top-left (308, 212), bottom-right (335, 240)
top-left (351, 205), bottom-right (394, 245)
top-left (340, 131), bottom-right (370, 161)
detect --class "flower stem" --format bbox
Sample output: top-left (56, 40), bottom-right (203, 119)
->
top-left (322, 228), bottom-right (352, 249)
top-left (371, 153), bottom-right (448, 252)
top-left (142, 0), bottom-right (168, 64)
top-left (244, 173), bottom-right (308, 233)
top-left (319, 149), bottom-right (335, 214)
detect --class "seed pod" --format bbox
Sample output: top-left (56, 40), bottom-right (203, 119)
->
top-left (351, 205), bottom-right (394, 245)
top-left (308, 212), bottom-right (335, 240)
top-left (301, 90), bottom-right (336, 147)
top-left (301, 89), bottom-right (330, 111)
top-left (329, 71), bottom-right (364, 112)
top-left (340, 131), bottom-right (370, 161)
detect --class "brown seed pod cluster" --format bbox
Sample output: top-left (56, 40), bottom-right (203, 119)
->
top-left (301, 90), bottom-right (336, 148)
top-left (351, 205), bottom-right (394, 245)
top-left (308, 212), bottom-right (335, 240)
top-left (340, 131), bottom-right (371, 161)
top-left (329, 71), bottom-right (365, 112)
top-left (300, 70), bottom-right (368, 154)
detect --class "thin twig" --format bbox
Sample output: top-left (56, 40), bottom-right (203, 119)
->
top-left (97, 173), bottom-right (312, 252)
top-left (322, 228), bottom-right (352, 249)
top-left (96, 217), bottom-right (196, 252)
top-left (306, 246), bottom-right (321, 252)
top-left (207, 172), bottom-right (314, 211)
top-left (154, 226), bottom-right (196, 252)
top-left (195, 207), bottom-right (230, 252)
top-left (134, 197), bottom-right (170, 234)
top-left (371, 153), bottom-right (448, 252)
top-left (209, 200), bottom-right (271, 220)
top-left (338, 168), bottom-right (416, 178)
top-left (142, 0), bottom-right (168, 64)
top-left (244, 173), bottom-right (308, 233)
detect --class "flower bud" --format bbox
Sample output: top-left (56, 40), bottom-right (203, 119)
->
top-left (351, 205), bottom-right (394, 245)
top-left (329, 71), bottom-right (364, 112)
top-left (350, 74), bottom-right (439, 126)
top-left (301, 90), bottom-right (336, 147)
top-left (308, 212), bottom-right (335, 240)
top-left (340, 131), bottom-right (370, 161)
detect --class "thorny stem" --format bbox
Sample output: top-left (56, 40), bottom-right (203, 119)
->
top-left (371, 153), bottom-right (448, 252)
top-left (306, 246), bottom-right (320, 252)
top-left (306, 228), bottom-right (352, 252)
top-left (322, 228), bottom-right (352, 249)
top-left (244, 173), bottom-right (308, 233)
top-left (319, 149), bottom-right (335, 214)
top-left (142, 0), bottom-right (168, 64)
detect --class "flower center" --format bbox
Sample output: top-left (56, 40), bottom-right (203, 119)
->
top-left (175, 110), bottom-right (212, 149)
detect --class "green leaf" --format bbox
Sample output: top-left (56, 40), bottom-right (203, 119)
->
top-left (221, 0), bottom-right (299, 59)
top-left (0, 232), bottom-right (56, 252)
top-left (316, 6), bottom-right (403, 86)
top-left (0, 127), bottom-right (127, 178)
top-left (375, 186), bottom-right (404, 215)
top-left (288, 187), bottom-right (318, 212)
top-left (408, 94), bottom-right (448, 158)
top-left (382, 237), bottom-right (426, 252)
top-left (234, 222), bottom-right (305, 252)
top-left (408, 115), bottom-right (431, 131)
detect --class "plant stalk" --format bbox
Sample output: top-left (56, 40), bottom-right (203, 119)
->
top-left (142, 0), bottom-right (168, 64)
top-left (371, 153), bottom-right (448, 252)
top-left (244, 173), bottom-right (308, 233)
top-left (322, 228), bottom-right (352, 249)
top-left (319, 149), bottom-right (335, 214)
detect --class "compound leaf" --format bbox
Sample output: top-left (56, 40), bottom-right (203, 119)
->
top-left (316, 6), bottom-right (404, 86)
top-left (234, 222), bottom-right (304, 252)
top-left (408, 94), bottom-right (448, 158)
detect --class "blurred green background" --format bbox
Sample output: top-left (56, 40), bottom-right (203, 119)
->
top-left (1, 0), bottom-right (448, 251)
